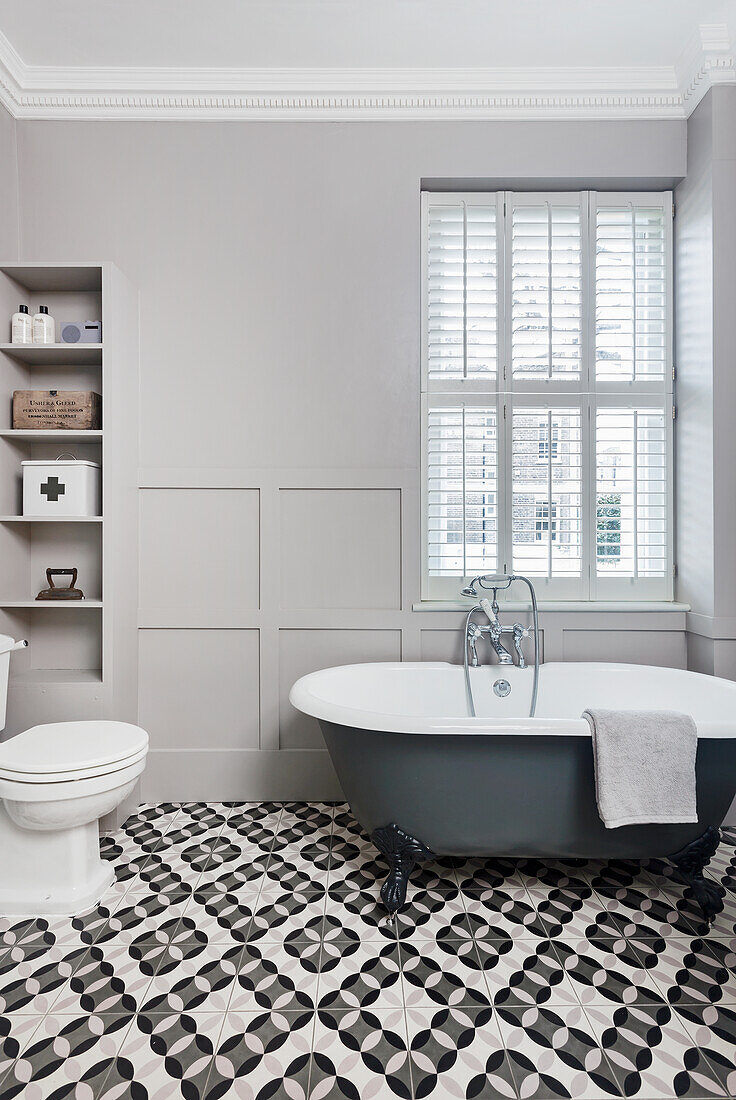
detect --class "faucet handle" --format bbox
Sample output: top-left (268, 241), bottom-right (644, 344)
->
top-left (479, 598), bottom-right (496, 622)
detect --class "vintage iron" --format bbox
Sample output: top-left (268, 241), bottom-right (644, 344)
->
top-left (36, 568), bottom-right (85, 601)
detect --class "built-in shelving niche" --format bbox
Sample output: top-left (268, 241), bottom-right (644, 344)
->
top-left (0, 265), bottom-right (105, 685)
top-left (0, 261), bottom-right (138, 730)
top-left (0, 262), bottom-right (138, 726)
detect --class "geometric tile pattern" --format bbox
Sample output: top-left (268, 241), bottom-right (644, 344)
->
top-left (0, 804), bottom-right (733, 1098)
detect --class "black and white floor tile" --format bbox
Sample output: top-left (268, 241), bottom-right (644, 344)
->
top-left (0, 806), bottom-right (734, 1098)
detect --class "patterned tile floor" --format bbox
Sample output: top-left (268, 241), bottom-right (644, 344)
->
top-left (0, 803), bottom-right (734, 1099)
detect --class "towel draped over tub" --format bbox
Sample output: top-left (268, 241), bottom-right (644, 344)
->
top-left (582, 708), bottom-right (698, 829)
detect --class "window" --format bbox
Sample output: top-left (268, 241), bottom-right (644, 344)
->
top-left (422, 190), bottom-right (673, 601)
top-left (537, 421), bottom-right (558, 462)
top-left (535, 502), bottom-right (558, 542)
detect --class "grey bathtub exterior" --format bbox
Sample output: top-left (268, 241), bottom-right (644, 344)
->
top-left (320, 718), bottom-right (736, 920)
top-left (320, 720), bottom-right (736, 858)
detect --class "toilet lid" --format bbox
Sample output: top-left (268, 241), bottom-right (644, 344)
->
top-left (0, 721), bottom-right (148, 779)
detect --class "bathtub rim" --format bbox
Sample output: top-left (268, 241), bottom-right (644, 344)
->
top-left (288, 661), bottom-right (736, 739)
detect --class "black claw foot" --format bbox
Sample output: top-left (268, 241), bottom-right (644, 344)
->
top-left (670, 825), bottom-right (724, 925)
top-left (371, 823), bottom-right (434, 916)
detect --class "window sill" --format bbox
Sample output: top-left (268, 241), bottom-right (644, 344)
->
top-left (412, 600), bottom-right (691, 613)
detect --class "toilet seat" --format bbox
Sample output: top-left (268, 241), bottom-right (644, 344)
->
top-left (0, 754), bottom-right (147, 804)
top-left (0, 721), bottom-right (148, 783)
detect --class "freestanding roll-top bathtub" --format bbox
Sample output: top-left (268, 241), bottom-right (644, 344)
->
top-left (290, 661), bottom-right (736, 922)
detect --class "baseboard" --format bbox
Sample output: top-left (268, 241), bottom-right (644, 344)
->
top-left (141, 749), bottom-right (343, 802)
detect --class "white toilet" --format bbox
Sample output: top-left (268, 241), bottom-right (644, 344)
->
top-left (0, 635), bottom-right (148, 916)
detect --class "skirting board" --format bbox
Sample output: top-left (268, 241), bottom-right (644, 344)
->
top-left (142, 749), bottom-right (344, 802)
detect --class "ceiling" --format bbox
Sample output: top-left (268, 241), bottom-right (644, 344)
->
top-left (0, 0), bottom-right (728, 70)
top-left (0, 0), bottom-right (734, 119)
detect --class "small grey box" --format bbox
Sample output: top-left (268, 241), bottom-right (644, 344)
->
top-left (59, 321), bottom-right (102, 344)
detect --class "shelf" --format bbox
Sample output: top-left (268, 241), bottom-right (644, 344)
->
top-left (0, 429), bottom-right (102, 443)
top-left (0, 265), bottom-right (102, 292)
top-left (0, 515), bottom-right (103, 523)
top-left (0, 600), bottom-right (103, 609)
top-left (0, 343), bottom-right (102, 366)
top-left (10, 669), bottom-right (102, 685)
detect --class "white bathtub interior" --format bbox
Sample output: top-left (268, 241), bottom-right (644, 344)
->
top-left (290, 661), bottom-right (736, 736)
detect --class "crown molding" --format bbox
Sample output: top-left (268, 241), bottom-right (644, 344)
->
top-left (0, 24), bottom-right (734, 121)
top-left (0, 28), bottom-right (23, 115)
top-left (677, 23), bottom-right (736, 113)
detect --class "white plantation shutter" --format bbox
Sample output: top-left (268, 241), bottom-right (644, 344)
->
top-left (595, 407), bottom-right (668, 581)
top-left (422, 190), bottom-right (673, 601)
top-left (510, 198), bottom-right (583, 380)
top-left (511, 406), bottom-right (583, 583)
top-left (426, 199), bottom-right (498, 380)
top-left (426, 404), bottom-right (498, 576)
top-left (595, 201), bottom-right (668, 383)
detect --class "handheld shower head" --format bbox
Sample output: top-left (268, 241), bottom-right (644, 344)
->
top-left (460, 574), bottom-right (514, 598)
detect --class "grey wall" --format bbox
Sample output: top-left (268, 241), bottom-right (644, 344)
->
top-left (0, 103), bottom-right (18, 259)
top-left (675, 92), bottom-right (714, 629)
top-left (12, 116), bottom-right (693, 798)
top-left (676, 87), bottom-right (736, 679)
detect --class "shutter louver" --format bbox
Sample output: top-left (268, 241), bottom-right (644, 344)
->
top-left (427, 202), bottom-right (497, 380)
top-left (511, 202), bottom-right (582, 379)
top-left (596, 408), bottom-right (667, 577)
top-left (596, 205), bottom-right (667, 382)
top-left (511, 407), bottom-right (582, 578)
top-left (427, 406), bottom-right (497, 576)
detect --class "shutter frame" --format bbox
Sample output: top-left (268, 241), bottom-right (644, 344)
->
top-left (421, 189), bottom-right (673, 603)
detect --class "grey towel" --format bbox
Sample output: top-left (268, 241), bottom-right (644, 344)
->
top-left (582, 709), bottom-right (698, 829)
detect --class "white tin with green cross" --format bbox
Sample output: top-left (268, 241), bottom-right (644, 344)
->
top-left (21, 458), bottom-right (101, 517)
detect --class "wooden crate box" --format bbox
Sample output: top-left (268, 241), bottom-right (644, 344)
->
top-left (12, 390), bottom-right (102, 430)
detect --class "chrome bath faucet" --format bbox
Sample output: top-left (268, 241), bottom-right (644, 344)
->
top-left (460, 573), bottom-right (541, 718)
top-left (475, 597), bottom-right (515, 665)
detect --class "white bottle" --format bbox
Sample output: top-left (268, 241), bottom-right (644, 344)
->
top-left (11, 304), bottom-right (32, 344)
top-left (32, 305), bottom-right (55, 344)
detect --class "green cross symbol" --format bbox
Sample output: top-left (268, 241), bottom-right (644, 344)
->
top-left (40, 476), bottom-right (66, 503)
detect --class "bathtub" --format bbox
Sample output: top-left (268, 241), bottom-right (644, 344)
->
top-left (290, 661), bottom-right (736, 920)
